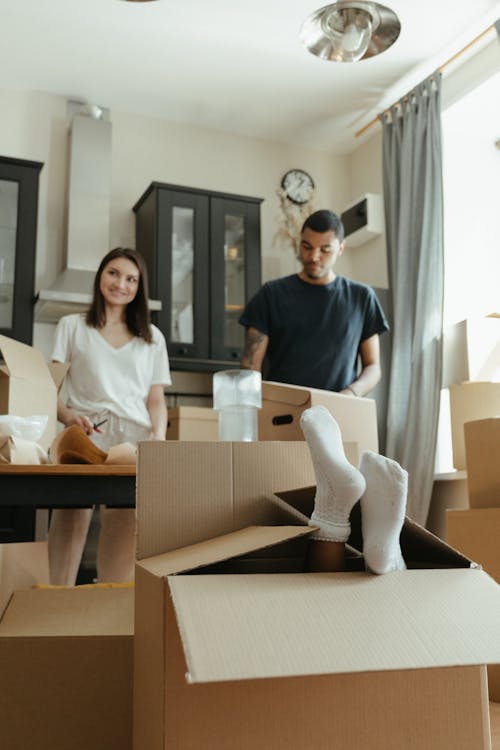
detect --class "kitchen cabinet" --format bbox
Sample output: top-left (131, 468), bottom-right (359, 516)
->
top-left (0, 155), bottom-right (43, 344)
top-left (134, 182), bottom-right (262, 371)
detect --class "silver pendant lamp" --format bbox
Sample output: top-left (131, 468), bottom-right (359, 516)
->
top-left (300, 1), bottom-right (401, 62)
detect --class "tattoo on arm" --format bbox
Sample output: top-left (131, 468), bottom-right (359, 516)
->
top-left (243, 329), bottom-right (266, 367)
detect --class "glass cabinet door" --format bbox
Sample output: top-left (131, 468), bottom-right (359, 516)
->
top-left (0, 179), bottom-right (19, 330)
top-left (156, 189), bottom-right (210, 361)
top-left (134, 182), bottom-right (262, 371)
top-left (170, 205), bottom-right (195, 346)
top-left (0, 157), bottom-right (43, 344)
top-left (210, 197), bottom-right (261, 362)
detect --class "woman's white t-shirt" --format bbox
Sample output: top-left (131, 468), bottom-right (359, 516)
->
top-left (52, 314), bottom-right (171, 443)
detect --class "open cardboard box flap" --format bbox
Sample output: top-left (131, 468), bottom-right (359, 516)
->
top-left (0, 335), bottom-right (61, 449)
top-left (48, 361), bottom-right (70, 391)
top-left (169, 567), bottom-right (500, 684)
top-left (140, 524), bottom-right (315, 577)
top-left (0, 334), bottom-right (55, 388)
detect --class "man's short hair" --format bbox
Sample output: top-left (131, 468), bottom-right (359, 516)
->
top-left (301, 210), bottom-right (345, 242)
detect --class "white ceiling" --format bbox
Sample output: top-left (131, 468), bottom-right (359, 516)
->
top-left (1, 0), bottom-right (500, 153)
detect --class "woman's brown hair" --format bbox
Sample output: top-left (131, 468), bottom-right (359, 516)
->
top-left (86, 247), bottom-right (153, 343)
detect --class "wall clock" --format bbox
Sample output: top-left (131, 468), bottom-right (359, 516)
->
top-left (281, 169), bottom-right (315, 205)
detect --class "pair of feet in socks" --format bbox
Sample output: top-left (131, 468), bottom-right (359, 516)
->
top-left (300, 405), bottom-right (407, 574)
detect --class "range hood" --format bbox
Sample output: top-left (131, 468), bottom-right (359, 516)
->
top-left (35, 103), bottom-right (160, 323)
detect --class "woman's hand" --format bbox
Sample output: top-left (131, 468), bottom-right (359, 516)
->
top-left (69, 413), bottom-right (95, 435)
top-left (57, 398), bottom-right (94, 435)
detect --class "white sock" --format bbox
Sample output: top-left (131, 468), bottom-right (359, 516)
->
top-left (359, 450), bottom-right (407, 574)
top-left (300, 405), bottom-right (366, 542)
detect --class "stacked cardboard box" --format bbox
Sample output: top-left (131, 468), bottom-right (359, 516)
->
top-left (449, 383), bottom-right (500, 470)
top-left (447, 416), bottom-right (500, 702)
top-left (134, 440), bottom-right (500, 750)
top-left (0, 542), bottom-right (134, 750)
top-left (167, 405), bottom-right (219, 440)
top-left (166, 380), bottom-right (379, 463)
top-left (430, 314), bottom-right (500, 535)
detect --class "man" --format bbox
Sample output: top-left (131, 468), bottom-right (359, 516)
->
top-left (239, 209), bottom-right (388, 396)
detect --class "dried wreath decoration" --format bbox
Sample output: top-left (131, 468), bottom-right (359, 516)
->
top-left (273, 188), bottom-right (317, 253)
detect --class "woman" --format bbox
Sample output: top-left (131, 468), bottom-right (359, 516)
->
top-left (48, 247), bottom-right (171, 584)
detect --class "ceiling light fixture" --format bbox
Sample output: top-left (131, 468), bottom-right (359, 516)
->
top-left (300, 1), bottom-right (401, 63)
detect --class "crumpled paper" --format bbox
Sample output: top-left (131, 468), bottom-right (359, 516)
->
top-left (0, 429), bottom-right (48, 464)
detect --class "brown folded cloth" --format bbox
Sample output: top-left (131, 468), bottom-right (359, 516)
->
top-left (50, 425), bottom-right (108, 464)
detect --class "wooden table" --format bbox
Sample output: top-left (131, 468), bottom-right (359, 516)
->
top-left (0, 464), bottom-right (136, 509)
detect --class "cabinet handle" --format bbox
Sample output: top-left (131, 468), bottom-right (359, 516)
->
top-left (178, 347), bottom-right (188, 355)
top-left (231, 351), bottom-right (240, 359)
top-left (272, 414), bottom-right (294, 426)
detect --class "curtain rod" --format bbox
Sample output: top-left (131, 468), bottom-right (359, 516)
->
top-left (354, 24), bottom-right (496, 139)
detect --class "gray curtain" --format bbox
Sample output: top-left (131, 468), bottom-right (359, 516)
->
top-left (380, 74), bottom-right (444, 525)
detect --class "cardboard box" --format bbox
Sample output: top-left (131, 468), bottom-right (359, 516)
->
top-left (447, 506), bottom-right (500, 701)
top-left (443, 315), bottom-right (500, 385)
top-left (449, 382), bottom-right (500, 470)
top-left (447, 507), bottom-right (500, 588)
top-left (259, 380), bottom-right (379, 455)
top-left (426, 470), bottom-right (468, 540)
top-left (167, 403), bottom-right (360, 461)
top-left (0, 542), bottom-right (134, 750)
top-left (464, 418), bottom-right (500, 508)
top-left (0, 334), bottom-right (60, 450)
top-left (134, 441), bottom-right (500, 750)
top-left (166, 406), bottom-right (219, 441)
top-left (136, 441), bottom-right (316, 558)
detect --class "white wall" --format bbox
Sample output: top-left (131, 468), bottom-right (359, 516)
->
top-left (346, 130), bottom-right (388, 289)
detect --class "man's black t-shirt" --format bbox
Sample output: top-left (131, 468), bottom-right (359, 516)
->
top-left (239, 274), bottom-right (389, 391)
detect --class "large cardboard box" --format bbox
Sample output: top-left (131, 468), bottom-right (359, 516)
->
top-left (443, 315), bottom-right (500, 385)
top-left (464, 417), bottom-right (500, 508)
top-left (0, 542), bottom-right (134, 750)
top-left (167, 399), bottom-right (366, 458)
top-left (166, 406), bottom-right (219, 441)
top-left (449, 382), bottom-right (500, 470)
top-left (447, 506), bottom-right (500, 702)
top-left (136, 441), bottom-right (316, 557)
top-left (259, 380), bottom-right (379, 454)
top-left (0, 334), bottom-right (60, 450)
top-left (134, 441), bottom-right (500, 750)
